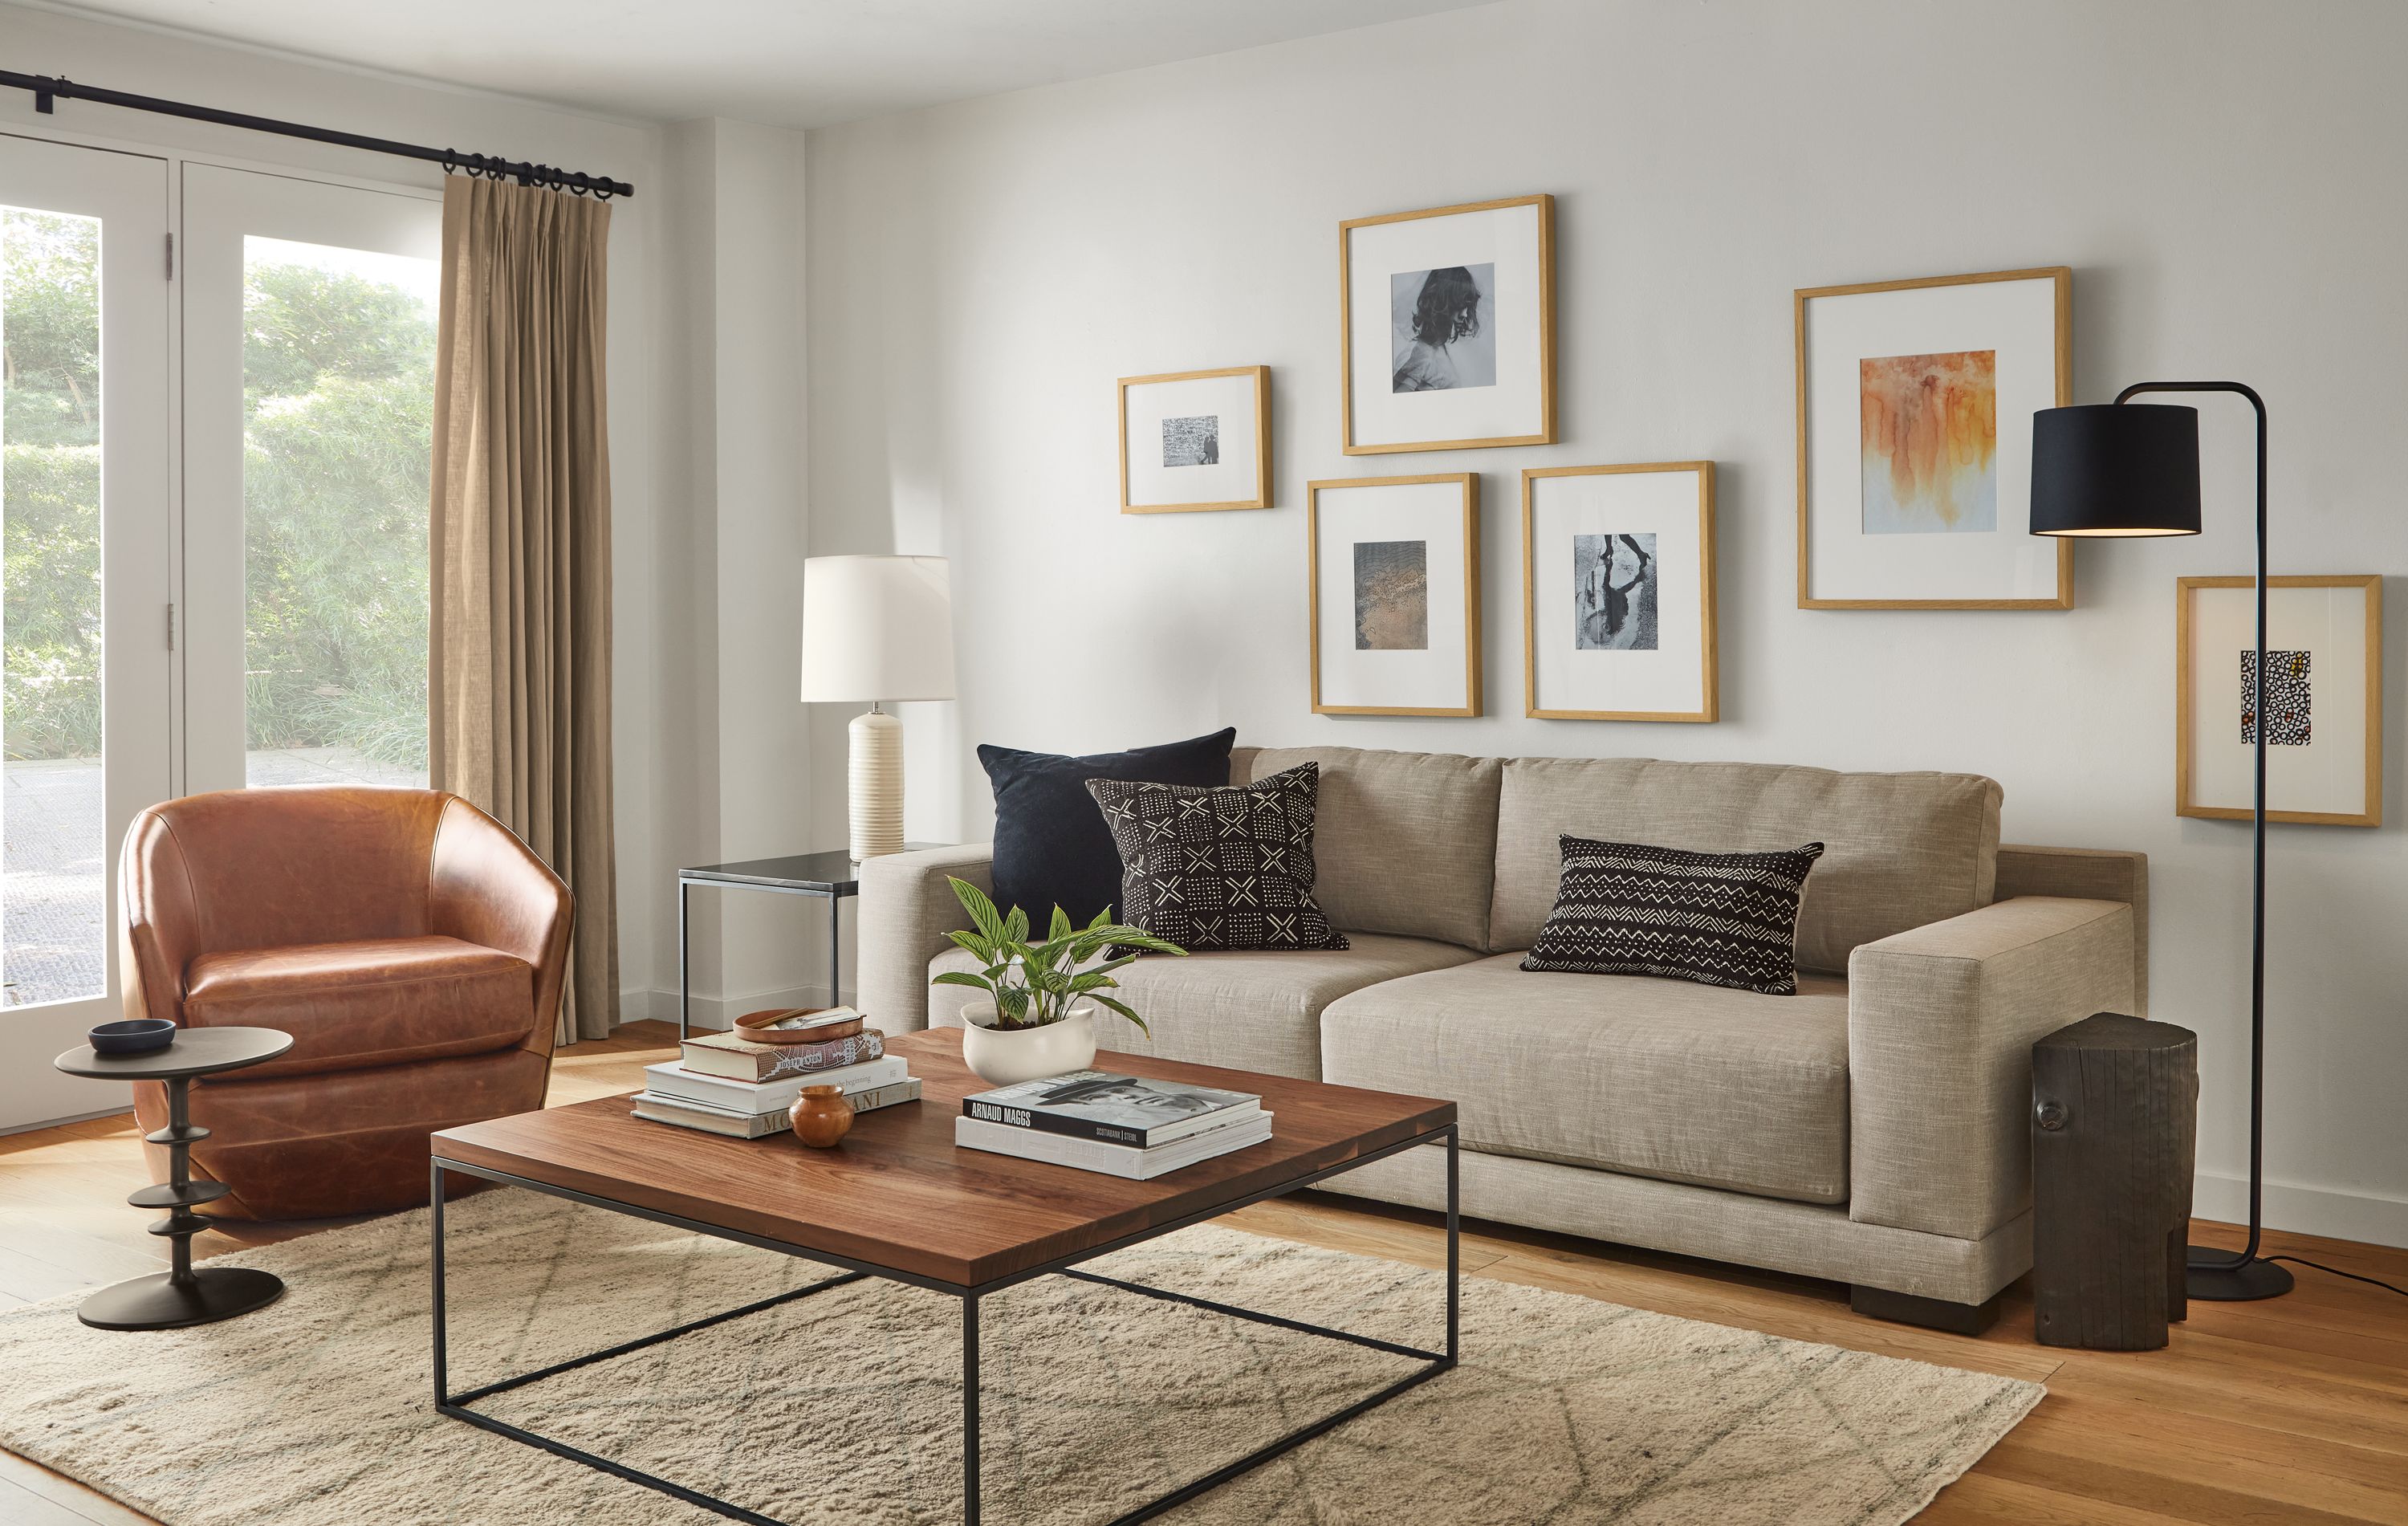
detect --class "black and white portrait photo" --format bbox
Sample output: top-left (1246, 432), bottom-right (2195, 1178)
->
top-left (1161, 413), bottom-right (1219, 468)
top-left (1572, 532), bottom-right (1658, 651)
top-left (1389, 262), bottom-right (1497, 393)
top-left (1353, 539), bottom-right (1430, 649)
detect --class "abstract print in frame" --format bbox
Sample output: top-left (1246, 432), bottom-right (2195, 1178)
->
top-left (2177, 575), bottom-right (2382, 826)
top-left (1523, 462), bottom-right (1718, 722)
top-left (1119, 365), bottom-right (1271, 513)
top-left (1308, 474), bottom-right (1480, 717)
top-left (1340, 195), bottom-right (1555, 454)
top-left (1795, 267), bottom-right (2072, 608)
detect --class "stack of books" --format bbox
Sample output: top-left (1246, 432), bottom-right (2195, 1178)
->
top-left (956, 1070), bottom-right (1271, 1179)
top-left (633, 1007), bottom-right (921, 1137)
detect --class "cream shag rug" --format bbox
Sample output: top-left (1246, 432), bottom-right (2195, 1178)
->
top-left (0, 1190), bottom-right (2038, 1524)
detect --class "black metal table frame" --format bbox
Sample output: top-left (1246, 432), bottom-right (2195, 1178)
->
top-left (677, 867), bottom-right (850, 1043)
top-left (431, 1125), bottom-right (1458, 1526)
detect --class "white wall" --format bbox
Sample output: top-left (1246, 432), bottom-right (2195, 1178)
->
top-left (804, 0), bottom-right (2408, 1245)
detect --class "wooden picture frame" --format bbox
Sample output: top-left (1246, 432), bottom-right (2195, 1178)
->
top-left (1339, 194), bottom-right (1556, 455)
top-left (1522, 462), bottom-right (1718, 722)
top-left (1307, 474), bottom-right (1481, 716)
top-left (2176, 575), bottom-right (2382, 827)
top-left (1118, 364), bottom-right (1271, 514)
top-left (1794, 266), bottom-right (2073, 609)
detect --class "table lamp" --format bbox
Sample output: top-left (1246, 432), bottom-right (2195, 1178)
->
top-left (799, 555), bottom-right (956, 861)
top-left (2029, 381), bottom-right (2290, 1301)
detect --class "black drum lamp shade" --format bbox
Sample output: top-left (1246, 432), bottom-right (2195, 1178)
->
top-left (2029, 403), bottom-right (2204, 537)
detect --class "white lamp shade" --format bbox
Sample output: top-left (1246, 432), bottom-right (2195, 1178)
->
top-left (799, 555), bottom-right (957, 703)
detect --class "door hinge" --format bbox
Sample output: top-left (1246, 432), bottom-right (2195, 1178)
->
top-left (165, 232), bottom-right (174, 280)
top-left (165, 603), bottom-right (177, 650)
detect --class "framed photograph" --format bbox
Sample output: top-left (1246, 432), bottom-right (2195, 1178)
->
top-left (1523, 462), bottom-right (1717, 722)
top-left (1308, 474), bottom-right (1480, 716)
top-left (1795, 267), bottom-right (2072, 608)
top-left (2178, 576), bottom-right (2382, 826)
top-left (1119, 365), bottom-right (1270, 513)
top-left (1340, 194), bottom-right (1555, 455)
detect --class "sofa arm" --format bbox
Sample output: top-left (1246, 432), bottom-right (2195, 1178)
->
top-left (1848, 896), bottom-right (2138, 1242)
top-left (1995, 844), bottom-right (2149, 1011)
top-left (856, 844), bottom-right (994, 1033)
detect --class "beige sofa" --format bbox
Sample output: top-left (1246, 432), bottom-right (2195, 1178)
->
top-left (859, 745), bottom-right (2146, 1331)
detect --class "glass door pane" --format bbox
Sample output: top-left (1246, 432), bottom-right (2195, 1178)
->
top-left (181, 165), bottom-right (441, 797)
top-left (0, 134), bottom-right (172, 1129)
top-left (238, 235), bottom-right (436, 788)
top-left (2, 205), bottom-right (106, 1007)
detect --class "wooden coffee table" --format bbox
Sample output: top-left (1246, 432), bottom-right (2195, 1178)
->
top-left (429, 1028), bottom-right (1458, 1526)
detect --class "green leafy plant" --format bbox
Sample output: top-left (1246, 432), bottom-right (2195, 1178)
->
top-left (930, 877), bottom-right (1186, 1034)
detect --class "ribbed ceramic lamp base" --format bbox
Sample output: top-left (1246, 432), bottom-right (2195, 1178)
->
top-left (848, 706), bottom-right (905, 862)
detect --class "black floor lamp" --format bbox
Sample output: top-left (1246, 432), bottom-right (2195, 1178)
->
top-left (2028, 383), bottom-right (2292, 1301)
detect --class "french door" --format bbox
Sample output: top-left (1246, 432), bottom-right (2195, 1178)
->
top-left (0, 143), bottom-right (441, 1129)
top-left (0, 135), bottom-right (173, 1125)
top-left (180, 165), bottom-right (440, 796)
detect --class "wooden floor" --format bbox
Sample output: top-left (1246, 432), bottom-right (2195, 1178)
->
top-left (3, 1019), bottom-right (2402, 1525)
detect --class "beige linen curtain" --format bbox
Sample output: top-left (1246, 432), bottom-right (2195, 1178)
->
top-left (430, 174), bottom-right (619, 1044)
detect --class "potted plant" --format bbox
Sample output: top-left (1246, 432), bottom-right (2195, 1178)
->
top-left (931, 877), bottom-right (1186, 1084)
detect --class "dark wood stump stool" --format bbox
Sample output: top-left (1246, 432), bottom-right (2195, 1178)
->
top-left (2032, 1012), bottom-right (2199, 1349)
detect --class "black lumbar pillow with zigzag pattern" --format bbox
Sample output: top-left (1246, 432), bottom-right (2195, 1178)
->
top-left (1520, 835), bottom-right (1824, 995)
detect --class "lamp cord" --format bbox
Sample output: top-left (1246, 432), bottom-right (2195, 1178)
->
top-left (2264, 1255), bottom-right (2408, 1299)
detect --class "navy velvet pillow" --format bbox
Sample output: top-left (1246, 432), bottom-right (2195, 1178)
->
top-left (978, 727), bottom-right (1236, 928)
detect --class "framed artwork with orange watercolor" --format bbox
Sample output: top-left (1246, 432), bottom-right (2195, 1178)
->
top-left (1794, 267), bottom-right (2072, 609)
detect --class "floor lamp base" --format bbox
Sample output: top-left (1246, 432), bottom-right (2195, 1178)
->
top-left (2186, 1247), bottom-right (2294, 1301)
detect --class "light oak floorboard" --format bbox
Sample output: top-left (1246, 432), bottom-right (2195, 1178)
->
top-left (2, 1019), bottom-right (2401, 1525)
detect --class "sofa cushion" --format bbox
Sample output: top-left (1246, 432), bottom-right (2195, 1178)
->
top-left (182, 935), bottom-right (535, 1080)
top-left (1321, 954), bottom-right (1852, 1205)
top-left (1487, 757), bottom-right (2001, 972)
top-left (928, 933), bottom-right (1478, 1080)
top-left (1241, 746), bottom-right (1500, 950)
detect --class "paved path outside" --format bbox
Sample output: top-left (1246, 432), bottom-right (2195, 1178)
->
top-left (3, 748), bottom-right (421, 1008)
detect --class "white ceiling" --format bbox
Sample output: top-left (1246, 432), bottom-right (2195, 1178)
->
top-left (34, 0), bottom-right (1493, 128)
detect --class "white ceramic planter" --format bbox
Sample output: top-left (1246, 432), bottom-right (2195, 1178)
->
top-left (959, 1002), bottom-right (1098, 1086)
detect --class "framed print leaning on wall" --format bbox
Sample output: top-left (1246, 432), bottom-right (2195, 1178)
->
top-left (1120, 365), bottom-right (1271, 513)
top-left (1340, 195), bottom-right (1555, 454)
top-left (1795, 267), bottom-right (2072, 608)
top-left (1523, 462), bottom-right (1717, 722)
top-left (2178, 575), bottom-right (2382, 826)
top-left (1308, 474), bottom-right (1480, 716)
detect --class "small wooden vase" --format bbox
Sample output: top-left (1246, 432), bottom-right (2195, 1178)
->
top-left (788, 1084), bottom-right (854, 1148)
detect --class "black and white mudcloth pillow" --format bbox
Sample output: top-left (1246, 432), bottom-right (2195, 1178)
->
top-left (1520, 836), bottom-right (1824, 995)
top-left (1084, 764), bottom-right (1348, 952)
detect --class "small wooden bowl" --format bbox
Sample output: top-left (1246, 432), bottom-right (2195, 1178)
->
top-left (788, 1084), bottom-right (855, 1148)
top-left (734, 1007), bottom-right (863, 1044)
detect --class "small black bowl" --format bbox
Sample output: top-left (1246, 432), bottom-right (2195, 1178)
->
top-left (88, 1019), bottom-right (177, 1056)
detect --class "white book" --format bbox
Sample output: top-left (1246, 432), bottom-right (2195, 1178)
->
top-left (954, 1112), bottom-right (1273, 1179)
top-left (641, 1053), bottom-right (909, 1113)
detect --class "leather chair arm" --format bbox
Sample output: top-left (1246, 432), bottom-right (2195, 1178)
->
top-left (120, 809), bottom-right (205, 1025)
top-left (428, 796), bottom-right (574, 1057)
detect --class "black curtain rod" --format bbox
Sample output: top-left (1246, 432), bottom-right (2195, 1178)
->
top-left (1, 70), bottom-right (635, 199)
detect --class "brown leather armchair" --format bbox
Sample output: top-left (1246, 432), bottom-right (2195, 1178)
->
top-left (120, 788), bottom-right (572, 1219)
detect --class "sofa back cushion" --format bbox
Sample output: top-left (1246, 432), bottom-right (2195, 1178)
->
top-left (1487, 757), bottom-right (2001, 971)
top-left (1237, 746), bottom-right (1501, 950)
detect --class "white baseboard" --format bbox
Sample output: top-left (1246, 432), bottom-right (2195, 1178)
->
top-left (2192, 1170), bottom-right (2408, 1251)
top-left (616, 983), bottom-right (856, 1033)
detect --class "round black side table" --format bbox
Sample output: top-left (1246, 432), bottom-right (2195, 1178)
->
top-left (53, 1026), bottom-right (294, 1331)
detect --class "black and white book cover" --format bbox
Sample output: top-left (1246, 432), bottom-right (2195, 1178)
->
top-left (962, 1069), bottom-right (1260, 1148)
